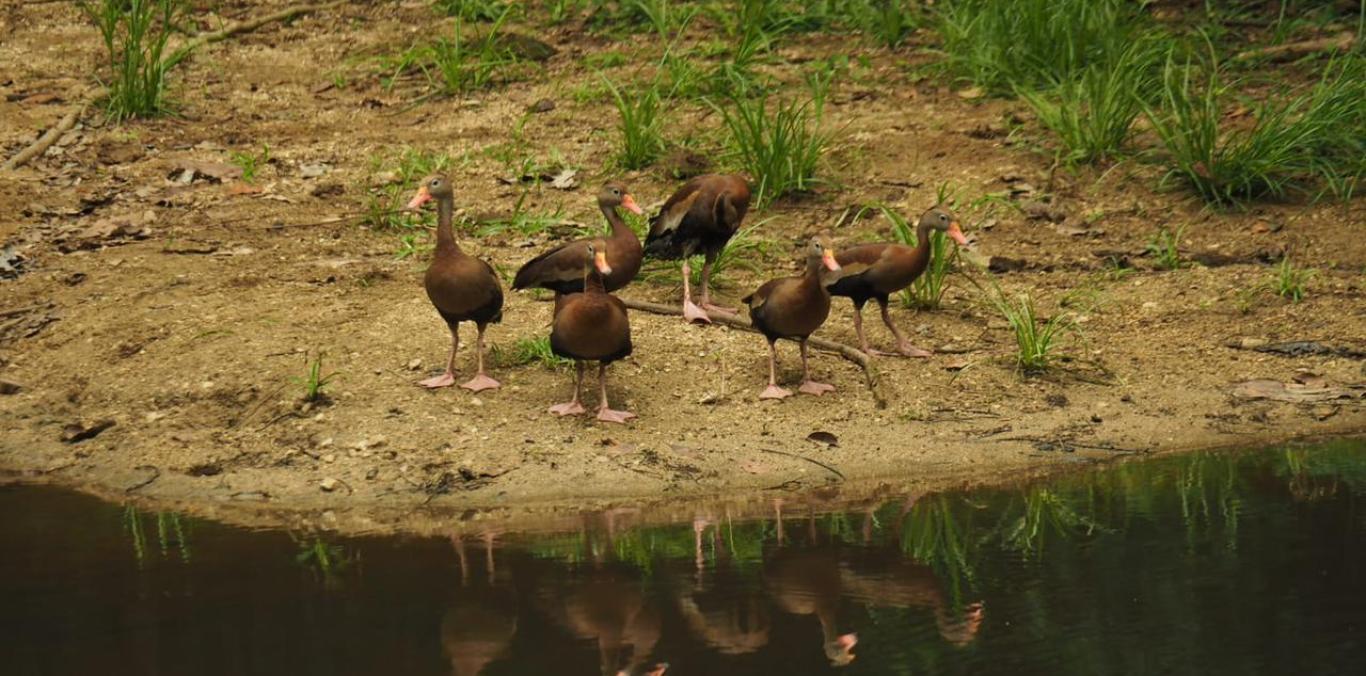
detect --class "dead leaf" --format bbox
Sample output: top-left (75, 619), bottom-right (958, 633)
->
top-left (549, 168), bottom-right (577, 190)
top-left (169, 159), bottom-right (243, 183)
top-left (0, 379), bottom-right (22, 395)
top-left (1231, 379), bottom-right (1365, 403)
top-left (806, 431), bottom-right (839, 448)
top-left (944, 358), bottom-right (970, 371)
top-left (225, 182), bottom-right (262, 196)
top-left (61, 419), bottom-right (116, 443)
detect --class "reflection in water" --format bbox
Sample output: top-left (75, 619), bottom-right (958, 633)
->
top-left (3, 440), bottom-right (1366, 675)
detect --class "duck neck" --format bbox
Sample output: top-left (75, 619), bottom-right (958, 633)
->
top-left (803, 256), bottom-right (825, 286)
top-left (915, 221), bottom-right (934, 256)
top-left (583, 269), bottom-right (607, 295)
top-left (435, 195), bottom-right (460, 256)
top-left (601, 201), bottom-right (631, 240)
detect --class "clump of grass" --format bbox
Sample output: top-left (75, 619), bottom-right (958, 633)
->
top-left (603, 77), bottom-right (666, 170)
top-left (382, 10), bottom-right (517, 95)
top-left (1146, 224), bottom-right (1185, 270)
top-left (294, 352), bottom-right (338, 402)
top-left (493, 336), bottom-right (571, 369)
top-left (936, 0), bottom-right (1145, 93)
top-left (229, 144), bottom-right (270, 183)
top-left (879, 205), bottom-right (961, 310)
top-left (856, 0), bottom-right (922, 49)
top-left (1019, 38), bottom-right (1159, 164)
top-left (987, 287), bottom-right (1073, 374)
top-left (434, 0), bottom-right (511, 22)
top-left (1144, 52), bottom-right (1366, 206)
top-left (82, 0), bottom-right (190, 121)
top-left (361, 148), bottom-right (451, 236)
top-left (715, 92), bottom-right (832, 206)
top-left (1272, 257), bottom-right (1314, 303)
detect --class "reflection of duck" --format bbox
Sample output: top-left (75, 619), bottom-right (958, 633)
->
top-left (540, 554), bottom-right (667, 676)
top-left (441, 533), bottom-right (517, 676)
top-left (764, 507), bottom-right (857, 667)
top-left (841, 499), bottom-right (984, 647)
top-left (674, 515), bottom-right (771, 655)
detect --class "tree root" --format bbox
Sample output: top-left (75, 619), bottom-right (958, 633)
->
top-left (620, 298), bottom-right (887, 409)
top-left (2, 1), bottom-right (347, 172)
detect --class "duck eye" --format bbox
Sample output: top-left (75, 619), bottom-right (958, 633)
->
top-left (430, 179), bottom-right (440, 187)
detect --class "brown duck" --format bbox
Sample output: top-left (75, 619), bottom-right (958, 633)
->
top-left (548, 241), bottom-right (636, 423)
top-left (742, 238), bottom-right (841, 400)
top-left (407, 174), bottom-right (503, 392)
top-left (827, 207), bottom-right (966, 357)
top-left (513, 183), bottom-right (645, 294)
top-left (643, 174), bottom-right (751, 323)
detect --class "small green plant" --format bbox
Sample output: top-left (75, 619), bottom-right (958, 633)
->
top-left (1019, 38), bottom-right (1159, 164)
top-left (988, 286), bottom-right (1073, 374)
top-left (382, 10), bottom-right (517, 95)
top-left (880, 205), bottom-right (961, 310)
top-left (1272, 257), bottom-right (1314, 303)
top-left (434, 0), bottom-right (511, 22)
top-left (492, 336), bottom-right (571, 369)
top-left (82, 0), bottom-right (190, 121)
top-left (715, 92), bottom-right (832, 206)
top-left (229, 144), bottom-right (270, 183)
top-left (1144, 52), bottom-right (1365, 205)
top-left (603, 76), bottom-right (666, 169)
top-left (857, 0), bottom-right (921, 49)
top-left (936, 0), bottom-right (1145, 93)
top-left (1146, 224), bottom-right (1185, 270)
top-left (626, 0), bottom-right (698, 38)
top-left (294, 352), bottom-right (338, 402)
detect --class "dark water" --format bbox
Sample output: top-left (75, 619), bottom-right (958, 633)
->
top-left (3, 441), bottom-right (1365, 676)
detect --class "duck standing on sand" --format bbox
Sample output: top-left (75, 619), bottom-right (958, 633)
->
top-left (643, 174), bottom-right (751, 324)
top-left (743, 238), bottom-right (842, 400)
top-left (827, 207), bottom-right (967, 357)
top-left (407, 174), bottom-right (503, 392)
top-left (548, 241), bottom-right (636, 424)
top-left (513, 182), bottom-right (645, 295)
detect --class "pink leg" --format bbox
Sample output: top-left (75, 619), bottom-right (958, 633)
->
top-left (760, 340), bottom-right (793, 399)
top-left (419, 324), bottom-right (459, 388)
top-left (460, 323), bottom-right (501, 391)
top-left (797, 339), bottom-right (835, 395)
top-left (700, 253), bottom-right (736, 315)
top-left (881, 298), bottom-right (932, 358)
top-left (681, 258), bottom-right (711, 324)
top-left (549, 361), bottom-right (587, 416)
top-left (852, 303), bottom-right (877, 355)
top-left (595, 362), bottom-right (636, 424)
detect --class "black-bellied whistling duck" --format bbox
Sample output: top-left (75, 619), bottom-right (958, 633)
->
top-left (742, 238), bottom-right (841, 399)
top-left (827, 207), bottom-right (967, 357)
top-left (513, 182), bottom-right (645, 294)
top-left (548, 241), bottom-right (635, 423)
top-left (764, 537), bottom-right (858, 667)
top-left (408, 174), bottom-right (503, 392)
top-left (643, 174), bottom-right (751, 323)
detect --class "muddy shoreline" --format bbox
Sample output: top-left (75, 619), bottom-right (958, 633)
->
top-left (2, 3), bottom-right (1364, 537)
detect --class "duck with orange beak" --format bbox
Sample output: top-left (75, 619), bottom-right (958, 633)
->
top-left (742, 238), bottom-right (842, 399)
top-left (514, 183), bottom-right (646, 296)
top-left (548, 241), bottom-right (636, 423)
top-left (826, 207), bottom-right (968, 357)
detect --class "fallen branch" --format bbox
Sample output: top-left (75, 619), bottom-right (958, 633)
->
top-left (2, 1), bottom-right (346, 172)
top-left (1234, 32), bottom-right (1355, 62)
top-left (620, 298), bottom-right (887, 408)
top-left (760, 448), bottom-right (846, 480)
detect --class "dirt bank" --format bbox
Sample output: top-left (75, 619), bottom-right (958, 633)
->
top-left (2, 2), bottom-right (1363, 535)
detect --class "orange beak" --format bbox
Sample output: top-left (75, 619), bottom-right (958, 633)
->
top-left (823, 250), bottom-right (841, 272)
top-left (406, 185), bottom-right (432, 211)
top-left (620, 193), bottom-right (644, 215)
top-left (594, 249), bottom-right (612, 276)
top-left (946, 220), bottom-right (968, 246)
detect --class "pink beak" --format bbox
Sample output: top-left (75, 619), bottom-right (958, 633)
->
top-left (407, 185), bottom-right (432, 211)
top-left (594, 250), bottom-right (613, 276)
top-left (621, 193), bottom-right (644, 215)
top-left (947, 220), bottom-right (968, 246)
top-left (823, 250), bottom-right (841, 272)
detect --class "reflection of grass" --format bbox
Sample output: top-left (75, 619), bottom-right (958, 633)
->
top-left (124, 505), bottom-right (191, 566)
top-left (295, 536), bottom-right (355, 587)
top-left (900, 496), bottom-right (975, 603)
top-left (999, 486), bottom-right (1102, 559)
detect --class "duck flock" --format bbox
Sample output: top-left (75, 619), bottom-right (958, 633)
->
top-left (406, 173), bottom-right (965, 423)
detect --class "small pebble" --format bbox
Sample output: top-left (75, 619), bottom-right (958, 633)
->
top-left (319, 477), bottom-right (339, 492)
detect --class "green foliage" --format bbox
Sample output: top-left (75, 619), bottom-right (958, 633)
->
top-left (1272, 256), bottom-right (1314, 303)
top-left (603, 76), bottom-right (666, 169)
top-left (987, 286), bottom-right (1073, 374)
top-left (229, 144), bottom-right (270, 183)
top-left (856, 0), bottom-right (921, 49)
top-left (715, 92), bottom-right (832, 206)
top-left (294, 536), bottom-right (354, 587)
top-left (1019, 38), bottom-right (1160, 164)
top-left (936, 0), bottom-right (1145, 93)
top-left (1144, 52), bottom-right (1366, 205)
top-left (434, 0), bottom-right (512, 22)
top-left (382, 10), bottom-right (518, 95)
top-left (82, 0), bottom-right (189, 121)
top-left (1146, 224), bottom-right (1185, 271)
top-left (640, 223), bottom-right (772, 289)
top-left (493, 336), bottom-right (572, 369)
top-left (293, 352), bottom-right (338, 402)
top-left (124, 506), bottom-right (192, 566)
top-left (879, 205), bottom-right (961, 310)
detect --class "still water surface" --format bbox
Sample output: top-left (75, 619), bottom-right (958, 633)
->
top-left (4, 440), bottom-right (1365, 675)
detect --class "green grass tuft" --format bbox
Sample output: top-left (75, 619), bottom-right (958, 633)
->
top-left (229, 144), bottom-right (270, 183)
top-left (493, 336), bottom-right (572, 369)
top-left (715, 91), bottom-right (832, 206)
top-left (1146, 224), bottom-right (1185, 271)
top-left (603, 76), bottom-right (666, 170)
top-left (1272, 257), bottom-right (1314, 303)
top-left (293, 352), bottom-right (338, 402)
top-left (82, 0), bottom-right (190, 121)
top-left (987, 286), bottom-right (1073, 374)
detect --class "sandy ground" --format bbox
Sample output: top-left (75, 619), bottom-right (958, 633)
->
top-left (1, 1), bottom-right (1363, 535)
